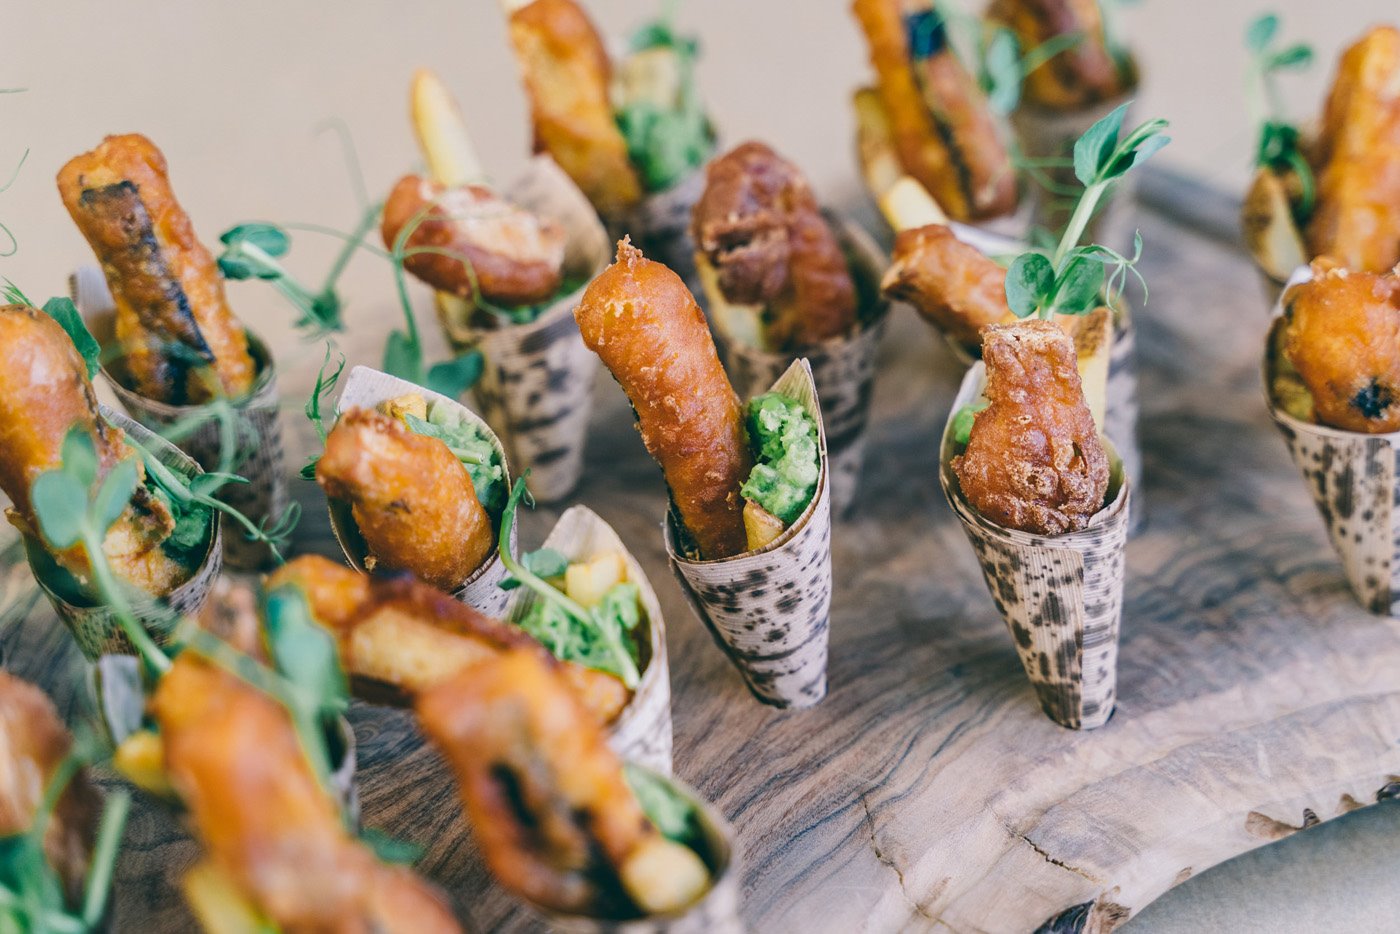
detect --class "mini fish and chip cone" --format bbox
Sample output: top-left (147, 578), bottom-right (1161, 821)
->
top-left (940, 363), bottom-right (1132, 730)
top-left (433, 155), bottom-right (609, 502)
top-left (27, 407), bottom-right (223, 661)
top-left (507, 505), bottom-right (673, 774)
top-left (610, 167), bottom-right (709, 300)
top-left (71, 265), bottom-right (288, 570)
top-left (665, 359), bottom-right (834, 709)
top-left (329, 365), bottom-right (515, 617)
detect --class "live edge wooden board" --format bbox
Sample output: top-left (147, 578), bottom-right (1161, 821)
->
top-left (2, 172), bottom-right (1398, 933)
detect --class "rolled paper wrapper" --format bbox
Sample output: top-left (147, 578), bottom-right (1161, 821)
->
top-left (665, 359), bottom-right (834, 708)
top-left (26, 407), bottom-right (223, 661)
top-left (708, 217), bottom-right (889, 514)
top-left (609, 167), bottom-right (709, 300)
top-left (506, 505), bottom-right (673, 774)
top-left (70, 265), bottom-right (288, 571)
top-left (1262, 267), bottom-right (1400, 614)
top-left (939, 362), bottom-right (1132, 730)
top-left (434, 155), bottom-right (609, 502)
top-left (329, 366), bottom-right (515, 617)
top-left (537, 767), bottom-right (740, 934)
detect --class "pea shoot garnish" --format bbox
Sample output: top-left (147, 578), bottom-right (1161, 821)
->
top-left (1244, 13), bottom-right (1315, 220)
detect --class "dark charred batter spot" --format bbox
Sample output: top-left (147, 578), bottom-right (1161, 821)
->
top-left (1351, 379), bottom-right (1394, 420)
top-left (489, 762), bottom-right (538, 833)
top-left (386, 499), bottom-right (410, 513)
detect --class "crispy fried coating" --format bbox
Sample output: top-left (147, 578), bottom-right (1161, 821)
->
top-left (508, 0), bottom-right (643, 218)
top-left (954, 321), bottom-right (1109, 534)
top-left (882, 224), bottom-right (1012, 346)
top-left (0, 305), bottom-right (187, 596)
top-left (382, 175), bottom-right (567, 307)
top-left (575, 241), bottom-right (751, 559)
top-left (692, 142), bottom-right (858, 348)
top-left (316, 408), bottom-right (493, 592)
top-left (851, 0), bottom-right (1016, 221)
top-left (57, 134), bottom-right (256, 405)
top-left (268, 555), bottom-right (629, 722)
top-left (1304, 27), bottom-right (1400, 273)
top-left (985, 0), bottom-right (1132, 109)
top-left (154, 654), bottom-right (461, 933)
top-left (0, 672), bottom-right (99, 909)
top-left (1282, 263), bottom-right (1400, 433)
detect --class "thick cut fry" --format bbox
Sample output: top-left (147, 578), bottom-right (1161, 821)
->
top-left (0, 304), bottom-right (186, 595)
top-left (575, 241), bottom-right (751, 559)
top-left (986, 0), bottom-right (1132, 109)
top-left (954, 321), bottom-right (1109, 534)
top-left (316, 408), bottom-right (493, 592)
top-left (692, 142), bottom-right (858, 348)
top-left (411, 69), bottom-right (485, 188)
top-left (882, 224), bottom-right (1011, 346)
top-left (57, 134), bottom-right (256, 405)
top-left (382, 175), bottom-right (567, 307)
top-left (507, 0), bottom-right (643, 217)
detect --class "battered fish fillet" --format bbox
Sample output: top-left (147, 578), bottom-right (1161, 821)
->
top-left (418, 649), bottom-right (710, 919)
top-left (851, 0), bottom-right (1017, 221)
top-left (382, 174), bottom-right (568, 307)
top-left (57, 134), bottom-right (256, 405)
top-left (316, 408), bottom-right (493, 592)
top-left (154, 653), bottom-right (461, 933)
top-left (268, 555), bottom-right (629, 723)
top-left (881, 224), bottom-right (1011, 346)
top-left (575, 240), bottom-right (752, 559)
top-left (508, 0), bottom-right (643, 218)
top-left (1282, 263), bottom-right (1400, 433)
top-left (985, 0), bottom-right (1132, 109)
top-left (692, 142), bottom-right (858, 348)
top-left (0, 671), bottom-right (100, 910)
top-left (954, 320), bottom-right (1109, 534)
top-left (0, 305), bottom-right (187, 596)
top-left (1304, 27), bottom-right (1400, 273)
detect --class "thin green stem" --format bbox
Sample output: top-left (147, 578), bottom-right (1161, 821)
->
top-left (1052, 181), bottom-right (1106, 270)
top-left (80, 790), bottom-right (129, 927)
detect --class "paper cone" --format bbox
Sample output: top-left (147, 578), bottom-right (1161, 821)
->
top-left (609, 168), bottom-right (709, 300)
top-left (539, 767), bottom-right (740, 934)
top-left (665, 359), bottom-right (833, 708)
top-left (329, 366), bottom-right (515, 617)
top-left (939, 363), bottom-right (1131, 730)
top-left (26, 407), bottom-right (223, 661)
top-left (70, 265), bottom-right (288, 571)
top-left (706, 217), bottom-right (888, 515)
top-left (433, 156), bottom-right (609, 502)
top-left (506, 505), bottom-right (673, 774)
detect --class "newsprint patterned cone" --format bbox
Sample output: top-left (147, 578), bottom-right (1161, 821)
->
top-left (709, 217), bottom-right (889, 515)
top-left (71, 265), bottom-right (287, 570)
top-left (27, 407), bottom-right (223, 661)
top-left (539, 767), bottom-right (740, 934)
top-left (508, 505), bottom-right (673, 774)
top-left (610, 167), bottom-right (709, 300)
top-left (665, 359), bottom-right (834, 708)
top-left (939, 363), bottom-right (1132, 730)
top-left (329, 366), bottom-right (515, 617)
top-left (433, 155), bottom-right (610, 502)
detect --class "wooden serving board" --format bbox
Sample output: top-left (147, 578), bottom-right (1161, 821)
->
top-left (2, 173), bottom-right (1398, 933)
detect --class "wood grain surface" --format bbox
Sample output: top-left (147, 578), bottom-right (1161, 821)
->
top-left (2, 178), bottom-right (1398, 933)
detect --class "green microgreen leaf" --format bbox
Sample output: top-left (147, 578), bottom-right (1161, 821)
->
top-left (91, 459), bottom-right (139, 536)
top-left (40, 298), bottom-right (101, 379)
top-left (1073, 102), bottom-right (1127, 186)
top-left (1245, 13), bottom-right (1278, 53)
top-left (30, 471), bottom-right (87, 550)
top-left (1005, 253), bottom-right (1054, 318)
top-left (424, 351), bottom-right (484, 399)
top-left (61, 430), bottom-right (99, 490)
top-left (262, 587), bottom-right (348, 720)
top-left (220, 222), bottom-right (290, 257)
top-left (359, 828), bottom-right (424, 866)
top-left (1051, 254), bottom-right (1106, 313)
top-left (952, 400), bottom-right (989, 446)
top-left (382, 329), bottom-right (422, 384)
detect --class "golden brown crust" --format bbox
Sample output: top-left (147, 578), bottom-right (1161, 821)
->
top-left (382, 174), bottom-right (567, 306)
top-left (882, 224), bottom-right (1012, 346)
top-left (57, 134), bottom-right (256, 405)
top-left (986, 0), bottom-right (1132, 109)
top-left (953, 320), bottom-right (1109, 534)
top-left (1282, 264), bottom-right (1400, 433)
top-left (575, 241), bottom-right (752, 559)
top-left (315, 408), bottom-right (493, 592)
top-left (692, 142), bottom-right (858, 347)
top-left (508, 0), bottom-right (643, 217)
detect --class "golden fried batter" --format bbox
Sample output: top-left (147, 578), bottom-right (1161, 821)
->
top-left (508, 0), bottom-right (643, 218)
top-left (0, 305), bottom-right (187, 596)
top-left (57, 134), bottom-right (256, 405)
top-left (575, 240), bottom-right (751, 559)
top-left (954, 321), bottom-right (1109, 534)
top-left (1282, 263), bottom-right (1400, 433)
top-left (881, 224), bottom-right (1012, 346)
top-left (382, 174), bottom-right (567, 307)
top-left (692, 142), bottom-right (858, 348)
top-left (316, 408), bottom-right (493, 592)
top-left (986, 0), bottom-right (1132, 109)
top-left (1305, 27), bottom-right (1400, 273)
top-left (154, 653), bottom-right (461, 933)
